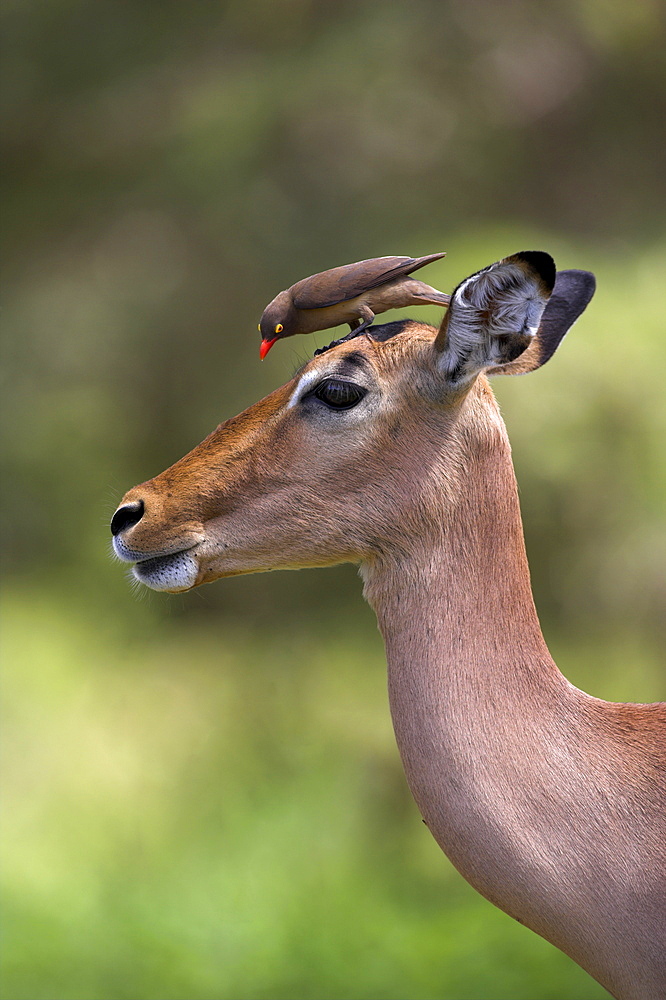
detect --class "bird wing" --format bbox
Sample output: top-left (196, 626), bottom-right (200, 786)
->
top-left (291, 253), bottom-right (446, 310)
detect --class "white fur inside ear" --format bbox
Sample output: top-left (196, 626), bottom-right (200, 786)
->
top-left (438, 260), bottom-right (548, 384)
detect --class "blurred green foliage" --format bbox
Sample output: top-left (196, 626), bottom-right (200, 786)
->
top-left (1, 2), bottom-right (664, 999)
top-left (5, 590), bottom-right (649, 1000)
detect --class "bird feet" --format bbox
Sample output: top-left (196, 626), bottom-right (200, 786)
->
top-left (313, 322), bottom-right (372, 357)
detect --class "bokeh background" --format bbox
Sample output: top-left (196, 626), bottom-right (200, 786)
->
top-left (2, 2), bottom-right (665, 998)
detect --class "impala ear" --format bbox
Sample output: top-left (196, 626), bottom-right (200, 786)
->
top-left (434, 251), bottom-right (556, 385)
top-left (486, 269), bottom-right (596, 375)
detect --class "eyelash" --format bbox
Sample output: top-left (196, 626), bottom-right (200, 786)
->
top-left (311, 378), bottom-right (367, 410)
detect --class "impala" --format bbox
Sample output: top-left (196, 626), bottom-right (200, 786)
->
top-left (111, 251), bottom-right (666, 1000)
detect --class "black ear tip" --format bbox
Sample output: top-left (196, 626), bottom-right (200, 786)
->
top-left (553, 268), bottom-right (597, 307)
top-left (584, 271), bottom-right (596, 299)
top-left (514, 250), bottom-right (557, 292)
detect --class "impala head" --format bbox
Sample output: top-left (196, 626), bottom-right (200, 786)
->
top-left (112, 252), bottom-right (595, 592)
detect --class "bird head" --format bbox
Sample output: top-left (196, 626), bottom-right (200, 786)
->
top-left (258, 292), bottom-right (295, 359)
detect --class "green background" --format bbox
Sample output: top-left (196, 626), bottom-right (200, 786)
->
top-left (2, 2), bottom-right (664, 998)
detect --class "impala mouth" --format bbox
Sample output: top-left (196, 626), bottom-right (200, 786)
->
top-left (132, 549), bottom-right (200, 593)
top-left (112, 535), bottom-right (200, 593)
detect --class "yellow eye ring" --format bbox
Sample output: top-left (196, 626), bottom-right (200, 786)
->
top-left (275, 324), bottom-right (284, 334)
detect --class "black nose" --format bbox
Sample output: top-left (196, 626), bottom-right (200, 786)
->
top-left (111, 500), bottom-right (145, 536)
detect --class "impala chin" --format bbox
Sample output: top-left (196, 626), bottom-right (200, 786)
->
top-left (132, 549), bottom-right (200, 593)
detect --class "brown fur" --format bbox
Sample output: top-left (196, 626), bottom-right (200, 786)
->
top-left (114, 323), bottom-right (665, 1000)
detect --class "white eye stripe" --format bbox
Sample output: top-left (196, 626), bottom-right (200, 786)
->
top-left (287, 369), bottom-right (321, 409)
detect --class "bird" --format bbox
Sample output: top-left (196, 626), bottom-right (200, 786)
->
top-left (258, 253), bottom-right (450, 358)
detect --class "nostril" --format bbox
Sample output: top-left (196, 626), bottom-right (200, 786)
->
top-left (111, 500), bottom-right (145, 536)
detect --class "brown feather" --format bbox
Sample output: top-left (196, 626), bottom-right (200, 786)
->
top-left (291, 252), bottom-right (446, 310)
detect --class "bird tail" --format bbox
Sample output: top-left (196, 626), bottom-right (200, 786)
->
top-left (412, 285), bottom-right (451, 307)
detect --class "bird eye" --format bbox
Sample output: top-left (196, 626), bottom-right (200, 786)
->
top-left (312, 378), bottom-right (367, 410)
top-left (275, 324), bottom-right (284, 334)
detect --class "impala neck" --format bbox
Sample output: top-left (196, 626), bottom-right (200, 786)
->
top-left (360, 420), bottom-right (573, 918)
top-left (363, 425), bottom-right (557, 697)
top-left (359, 408), bottom-right (664, 1000)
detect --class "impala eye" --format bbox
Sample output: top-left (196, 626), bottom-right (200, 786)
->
top-left (313, 378), bottom-right (367, 410)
